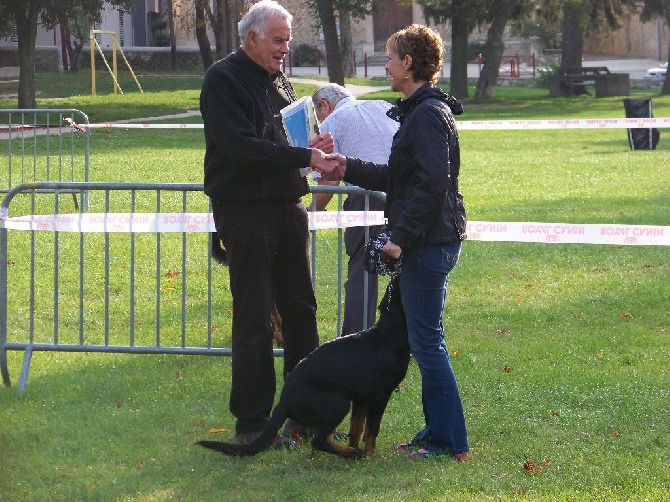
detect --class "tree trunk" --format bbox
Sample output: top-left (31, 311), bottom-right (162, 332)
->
top-left (195, 0), bottom-right (213, 70)
top-left (449, 1), bottom-right (470, 99)
top-left (560, 7), bottom-right (583, 72)
top-left (66, 40), bottom-right (84, 72)
top-left (215, 0), bottom-right (227, 59)
top-left (59, 23), bottom-right (69, 72)
top-left (16, 3), bottom-right (39, 109)
top-left (167, 0), bottom-right (177, 71)
top-left (474, 0), bottom-right (516, 99)
top-left (204, 0), bottom-right (224, 61)
top-left (340, 10), bottom-right (355, 78)
top-left (662, 37), bottom-right (670, 96)
top-left (316, 0), bottom-right (344, 85)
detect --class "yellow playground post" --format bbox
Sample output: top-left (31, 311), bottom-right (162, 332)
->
top-left (90, 30), bottom-right (143, 96)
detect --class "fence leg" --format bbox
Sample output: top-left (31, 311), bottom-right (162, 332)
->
top-left (1, 348), bottom-right (9, 387)
top-left (17, 346), bottom-right (33, 394)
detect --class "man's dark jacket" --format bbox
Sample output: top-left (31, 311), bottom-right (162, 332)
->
top-left (343, 83), bottom-right (467, 249)
top-left (201, 49), bottom-right (311, 202)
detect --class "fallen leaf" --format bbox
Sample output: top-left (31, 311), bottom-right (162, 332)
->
top-left (523, 460), bottom-right (537, 473)
top-left (503, 365), bottom-right (513, 373)
top-left (618, 313), bottom-right (632, 319)
top-left (209, 428), bottom-right (231, 434)
top-left (524, 459), bottom-right (551, 474)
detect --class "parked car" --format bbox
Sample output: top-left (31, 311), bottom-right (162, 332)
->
top-left (644, 62), bottom-right (667, 79)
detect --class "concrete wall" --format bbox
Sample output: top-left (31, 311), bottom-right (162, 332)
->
top-left (0, 47), bottom-right (61, 71)
top-left (584, 18), bottom-right (668, 61)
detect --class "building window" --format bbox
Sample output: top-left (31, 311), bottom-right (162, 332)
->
top-left (94, 22), bottom-right (101, 43)
top-left (11, 23), bottom-right (18, 43)
top-left (119, 10), bottom-right (125, 46)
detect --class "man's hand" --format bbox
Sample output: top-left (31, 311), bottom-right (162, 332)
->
top-left (309, 148), bottom-right (340, 178)
top-left (309, 132), bottom-right (334, 154)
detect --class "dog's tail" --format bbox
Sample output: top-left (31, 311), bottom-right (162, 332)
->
top-left (196, 402), bottom-right (288, 457)
top-left (210, 232), bottom-right (228, 265)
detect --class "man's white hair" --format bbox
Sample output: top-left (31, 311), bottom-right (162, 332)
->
top-left (312, 83), bottom-right (353, 108)
top-left (238, 0), bottom-right (292, 40)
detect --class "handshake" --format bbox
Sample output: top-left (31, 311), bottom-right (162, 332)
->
top-left (307, 132), bottom-right (346, 181)
top-left (312, 153), bottom-right (346, 181)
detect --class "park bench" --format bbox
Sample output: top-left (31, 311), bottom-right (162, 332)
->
top-left (549, 66), bottom-right (630, 98)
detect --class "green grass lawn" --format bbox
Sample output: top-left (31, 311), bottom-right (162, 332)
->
top-left (1, 71), bottom-right (669, 501)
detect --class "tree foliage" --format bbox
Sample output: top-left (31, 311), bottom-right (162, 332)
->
top-left (533, 0), bottom-right (637, 73)
top-left (303, 0), bottom-right (373, 85)
top-left (418, 0), bottom-right (529, 99)
top-left (1, 0), bottom-right (133, 107)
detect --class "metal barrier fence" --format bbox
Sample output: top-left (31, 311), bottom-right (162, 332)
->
top-left (0, 182), bottom-right (385, 392)
top-left (1, 109), bottom-right (90, 208)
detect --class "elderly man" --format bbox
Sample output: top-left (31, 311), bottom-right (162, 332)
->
top-left (311, 83), bottom-right (398, 336)
top-left (200, 0), bottom-right (337, 445)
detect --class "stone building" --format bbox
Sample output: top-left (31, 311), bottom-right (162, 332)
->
top-left (283, 0), bottom-right (667, 63)
top-left (0, 0), bottom-right (667, 71)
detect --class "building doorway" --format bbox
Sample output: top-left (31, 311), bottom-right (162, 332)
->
top-left (373, 0), bottom-right (413, 52)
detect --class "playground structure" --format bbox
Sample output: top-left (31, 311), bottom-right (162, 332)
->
top-left (89, 30), bottom-right (143, 96)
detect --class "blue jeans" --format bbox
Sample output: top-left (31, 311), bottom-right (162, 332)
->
top-left (400, 242), bottom-right (469, 455)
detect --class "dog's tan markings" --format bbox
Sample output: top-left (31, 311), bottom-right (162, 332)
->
top-left (318, 433), bottom-right (364, 460)
top-left (347, 401), bottom-right (366, 449)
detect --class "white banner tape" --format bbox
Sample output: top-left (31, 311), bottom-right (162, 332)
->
top-left (1, 211), bottom-right (667, 246)
top-left (0, 211), bottom-right (386, 233)
top-left (466, 221), bottom-right (669, 246)
top-left (456, 117), bottom-right (670, 130)
top-left (81, 117), bottom-right (670, 131)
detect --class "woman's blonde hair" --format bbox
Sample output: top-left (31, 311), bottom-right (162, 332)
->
top-left (386, 24), bottom-right (443, 83)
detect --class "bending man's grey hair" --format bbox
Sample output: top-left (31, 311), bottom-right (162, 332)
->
top-left (312, 83), bottom-right (353, 108)
top-left (238, 0), bottom-right (292, 40)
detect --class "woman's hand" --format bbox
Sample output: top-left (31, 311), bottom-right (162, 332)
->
top-left (382, 240), bottom-right (402, 259)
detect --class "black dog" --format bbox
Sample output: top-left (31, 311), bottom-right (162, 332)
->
top-left (197, 277), bottom-right (409, 459)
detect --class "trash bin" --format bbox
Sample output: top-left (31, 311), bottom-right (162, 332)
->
top-left (623, 98), bottom-right (660, 150)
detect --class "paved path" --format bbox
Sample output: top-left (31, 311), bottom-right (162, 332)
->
top-left (290, 77), bottom-right (391, 97)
